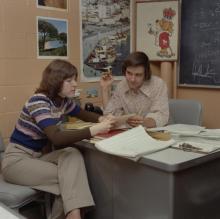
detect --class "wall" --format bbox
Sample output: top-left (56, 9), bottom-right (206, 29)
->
top-left (0, 0), bottom-right (136, 142)
top-left (0, 0), bottom-right (219, 144)
top-left (0, 0), bottom-right (88, 142)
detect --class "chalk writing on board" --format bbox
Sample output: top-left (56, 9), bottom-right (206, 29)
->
top-left (179, 1), bottom-right (220, 87)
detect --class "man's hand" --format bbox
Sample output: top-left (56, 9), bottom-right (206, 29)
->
top-left (127, 115), bottom-right (144, 127)
top-left (100, 72), bottom-right (114, 89)
top-left (127, 116), bottom-right (156, 128)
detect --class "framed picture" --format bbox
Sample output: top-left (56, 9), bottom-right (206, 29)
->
top-left (136, 0), bottom-right (179, 61)
top-left (37, 0), bottom-right (68, 11)
top-left (37, 16), bottom-right (68, 59)
top-left (80, 0), bottom-right (132, 82)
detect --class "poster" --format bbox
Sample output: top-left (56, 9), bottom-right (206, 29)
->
top-left (136, 0), bottom-right (179, 61)
top-left (80, 0), bottom-right (132, 82)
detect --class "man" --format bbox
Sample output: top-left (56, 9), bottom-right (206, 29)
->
top-left (100, 51), bottom-right (169, 128)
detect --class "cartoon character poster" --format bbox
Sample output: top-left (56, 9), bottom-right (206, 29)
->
top-left (136, 1), bottom-right (179, 61)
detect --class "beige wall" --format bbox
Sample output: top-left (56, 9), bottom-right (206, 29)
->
top-left (0, 0), bottom-right (219, 143)
top-left (0, 0), bottom-right (87, 142)
top-left (0, 0), bottom-right (134, 142)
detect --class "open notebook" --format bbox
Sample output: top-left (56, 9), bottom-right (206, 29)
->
top-left (95, 125), bottom-right (175, 160)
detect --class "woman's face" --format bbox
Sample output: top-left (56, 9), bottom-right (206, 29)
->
top-left (59, 76), bottom-right (77, 98)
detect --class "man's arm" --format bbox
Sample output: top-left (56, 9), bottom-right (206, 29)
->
top-left (145, 80), bottom-right (169, 127)
top-left (100, 72), bottom-right (114, 109)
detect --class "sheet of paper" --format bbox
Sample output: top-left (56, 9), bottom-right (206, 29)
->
top-left (115, 114), bottom-right (135, 126)
top-left (95, 126), bottom-right (175, 158)
top-left (147, 124), bottom-right (205, 135)
top-left (198, 129), bottom-right (220, 139)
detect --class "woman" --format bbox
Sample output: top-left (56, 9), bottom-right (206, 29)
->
top-left (2, 59), bottom-right (115, 219)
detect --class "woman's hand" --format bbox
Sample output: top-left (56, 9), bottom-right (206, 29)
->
top-left (98, 114), bottom-right (118, 129)
top-left (90, 120), bottom-right (114, 136)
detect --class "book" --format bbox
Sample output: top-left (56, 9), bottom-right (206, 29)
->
top-left (94, 125), bottom-right (175, 160)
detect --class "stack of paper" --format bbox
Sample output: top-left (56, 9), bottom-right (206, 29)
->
top-left (198, 129), bottom-right (220, 139)
top-left (95, 125), bottom-right (175, 160)
top-left (145, 124), bottom-right (220, 154)
top-left (147, 124), bottom-right (205, 136)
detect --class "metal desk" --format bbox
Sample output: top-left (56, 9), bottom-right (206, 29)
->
top-left (75, 141), bottom-right (220, 219)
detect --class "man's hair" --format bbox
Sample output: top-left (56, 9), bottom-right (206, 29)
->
top-left (35, 59), bottom-right (78, 99)
top-left (122, 51), bottom-right (151, 80)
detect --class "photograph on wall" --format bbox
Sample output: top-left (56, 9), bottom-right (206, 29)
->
top-left (86, 87), bottom-right (99, 98)
top-left (80, 0), bottom-right (132, 82)
top-left (136, 0), bottom-right (179, 61)
top-left (37, 0), bottom-right (68, 11)
top-left (37, 16), bottom-right (68, 59)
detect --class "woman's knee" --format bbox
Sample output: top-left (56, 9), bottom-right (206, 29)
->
top-left (60, 147), bottom-right (84, 163)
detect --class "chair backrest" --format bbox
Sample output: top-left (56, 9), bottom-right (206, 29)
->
top-left (168, 99), bottom-right (203, 126)
top-left (0, 133), bottom-right (5, 161)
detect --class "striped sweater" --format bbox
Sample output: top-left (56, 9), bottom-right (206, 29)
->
top-left (10, 93), bottom-right (80, 151)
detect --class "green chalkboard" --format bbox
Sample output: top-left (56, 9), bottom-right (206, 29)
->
top-left (179, 0), bottom-right (220, 87)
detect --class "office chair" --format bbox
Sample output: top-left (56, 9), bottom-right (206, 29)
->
top-left (168, 99), bottom-right (203, 126)
top-left (0, 133), bottom-right (51, 219)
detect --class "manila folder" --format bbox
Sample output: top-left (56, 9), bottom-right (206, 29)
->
top-left (95, 125), bottom-right (175, 159)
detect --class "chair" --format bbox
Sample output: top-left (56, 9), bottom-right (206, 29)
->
top-left (168, 99), bottom-right (203, 125)
top-left (0, 134), bottom-right (51, 219)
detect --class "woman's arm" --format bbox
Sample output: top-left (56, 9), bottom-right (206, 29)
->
top-left (44, 119), bottom-right (113, 149)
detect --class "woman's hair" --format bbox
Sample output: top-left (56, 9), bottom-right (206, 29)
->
top-left (35, 59), bottom-right (78, 99)
top-left (122, 51), bottom-right (151, 80)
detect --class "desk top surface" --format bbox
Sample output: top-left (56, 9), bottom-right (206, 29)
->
top-left (76, 140), bottom-right (220, 172)
top-left (140, 148), bottom-right (220, 172)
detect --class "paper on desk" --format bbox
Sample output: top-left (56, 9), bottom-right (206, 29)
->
top-left (147, 124), bottom-right (205, 136)
top-left (95, 125), bottom-right (175, 159)
top-left (198, 129), bottom-right (220, 139)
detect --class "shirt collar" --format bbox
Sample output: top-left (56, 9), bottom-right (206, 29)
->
top-left (121, 77), bottom-right (152, 97)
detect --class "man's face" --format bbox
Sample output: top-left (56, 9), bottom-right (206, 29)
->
top-left (125, 65), bottom-right (145, 91)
